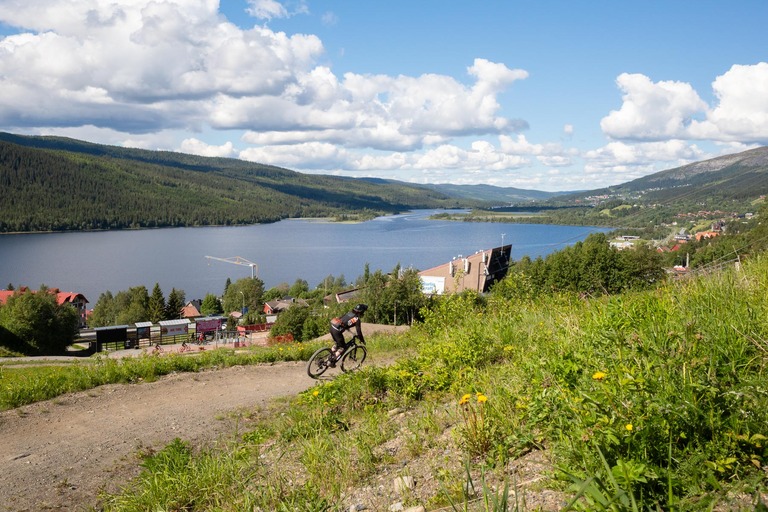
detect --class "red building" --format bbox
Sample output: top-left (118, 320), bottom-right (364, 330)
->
top-left (0, 287), bottom-right (89, 328)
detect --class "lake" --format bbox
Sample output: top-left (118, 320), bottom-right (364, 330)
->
top-left (0, 210), bottom-right (609, 303)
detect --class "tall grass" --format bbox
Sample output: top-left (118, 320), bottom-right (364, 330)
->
top-left (17, 256), bottom-right (768, 509)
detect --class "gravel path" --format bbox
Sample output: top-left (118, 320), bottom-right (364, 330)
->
top-left (0, 360), bottom-right (325, 511)
top-left (0, 324), bottom-right (408, 512)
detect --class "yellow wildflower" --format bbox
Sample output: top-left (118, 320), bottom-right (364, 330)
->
top-left (459, 393), bottom-right (471, 405)
top-left (625, 423), bottom-right (633, 431)
top-left (313, 390), bottom-right (320, 397)
top-left (592, 371), bottom-right (607, 381)
top-left (477, 394), bottom-right (488, 403)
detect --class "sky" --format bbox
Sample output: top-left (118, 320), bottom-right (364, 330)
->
top-left (0, 1), bottom-right (767, 192)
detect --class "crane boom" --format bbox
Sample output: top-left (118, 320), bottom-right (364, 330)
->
top-left (205, 255), bottom-right (258, 278)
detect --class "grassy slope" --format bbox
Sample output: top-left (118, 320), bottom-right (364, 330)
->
top-left (4, 254), bottom-right (768, 510)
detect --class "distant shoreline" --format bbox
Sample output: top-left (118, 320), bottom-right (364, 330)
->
top-left (0, 215), bottom-right (377, 236)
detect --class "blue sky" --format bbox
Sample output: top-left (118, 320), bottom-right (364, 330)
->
top-left (1, 0), bottom-right (766, 191)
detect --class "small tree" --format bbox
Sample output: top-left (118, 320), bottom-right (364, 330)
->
top-left (200, 293), bottom-right (223, 316)
top-left (89, 291), bottom-right (118, 328)
top-left (0, 288), bottom-right (79, 355)
top-left (288, 279), bottom-right (309, 298)
top-left (222, 277), bottom-right (265, 316)
top-left (270, 305), bottom-right (310, 341)
top-left (115, 286), bottom-right (150, 325)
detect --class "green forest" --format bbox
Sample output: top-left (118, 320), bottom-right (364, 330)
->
top-left (0, 133), bottom-right (470, 233)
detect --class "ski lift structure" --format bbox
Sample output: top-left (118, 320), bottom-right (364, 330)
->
top-left (205, 255), bottom-right (258, 278)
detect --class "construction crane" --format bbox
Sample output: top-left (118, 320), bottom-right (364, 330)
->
top-left (205, 255), bottom-right (258, 278)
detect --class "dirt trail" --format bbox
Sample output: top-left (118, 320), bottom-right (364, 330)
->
top-left (0, 361), bottom-right (319, 511)
top-left (0, 323), bottom-right (408, 512)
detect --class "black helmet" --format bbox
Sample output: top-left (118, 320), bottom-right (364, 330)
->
top-left (353, 303), bottom-right (368, 314)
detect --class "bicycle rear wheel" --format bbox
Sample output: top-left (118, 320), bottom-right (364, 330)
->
top-left (340, 345), bottom-right (367, 373)
top-left (307, 347), bottom-right (334, 379)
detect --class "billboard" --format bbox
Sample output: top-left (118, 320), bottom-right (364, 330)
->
top-left (195, 317), bottom-right (224, 333)
top-left (420, 276), bottom-right (445, 295)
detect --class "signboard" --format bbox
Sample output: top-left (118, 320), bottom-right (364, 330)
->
top-left (161, 323), bottom-right (188, 336)
top-left (135, 321), bottom-right (152, 339)
top-left (420, 276), bottom-right (445, 295)
top-left (158, 319), bottom-right (190, 336)
top-left (195, 317), bottom-right (223, 333)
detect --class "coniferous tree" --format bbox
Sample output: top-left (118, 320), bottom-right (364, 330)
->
top-left (165, 288), bottom-right (185, 320)
top-left (148, 283), bottom-right (166, 323)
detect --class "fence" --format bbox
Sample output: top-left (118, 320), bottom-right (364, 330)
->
top-left (80, 322), bottom-right (279, 353)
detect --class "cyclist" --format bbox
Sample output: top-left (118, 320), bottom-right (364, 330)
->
top-left (329, 303), bottom-right (367, 361)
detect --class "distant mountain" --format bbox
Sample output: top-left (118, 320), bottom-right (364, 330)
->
top-left (10, 131), bottom-right (761, 234)
top-left (0, 132), bottom-right (479, 233)
top-left (418, 183), bottom-right (563, 203)
top-left (559, 146), bottom-right (768, 206)
top-left (355, 177), bottom-right (561, 203)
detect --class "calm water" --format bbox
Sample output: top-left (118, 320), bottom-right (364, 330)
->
top-left (0, 210), bottom-right (608, 303)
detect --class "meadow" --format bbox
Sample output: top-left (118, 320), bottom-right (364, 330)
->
top-left (2, 255), bottom-right (768, 510)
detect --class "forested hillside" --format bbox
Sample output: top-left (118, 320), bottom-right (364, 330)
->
top-left (473, 146), bottom-right (768, 231)
top-left (0, 133), bottom-right (470, 232)
top-left (556, 146), bottom-right (768, 210)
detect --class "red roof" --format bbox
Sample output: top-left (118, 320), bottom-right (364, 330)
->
top-left (0, 288), bottom-right (88, 306)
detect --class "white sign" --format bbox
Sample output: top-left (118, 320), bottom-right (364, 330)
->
top-left (420, 276), bottom-right (445, 295)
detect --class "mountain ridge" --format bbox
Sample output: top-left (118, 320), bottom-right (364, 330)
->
top-left (2, 131), bottom-right (767, 233)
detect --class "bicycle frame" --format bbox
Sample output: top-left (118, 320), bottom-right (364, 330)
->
top-left (307, 335), bottom-right (367, 379)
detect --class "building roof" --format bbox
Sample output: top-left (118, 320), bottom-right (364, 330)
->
top-left (418, 245), bottom-right (512, 295)
top-left (264, 297), bottom-right (308, 313)
top-left (0, 287), bottom-right (89, 306)
top-left (182, 299), bottom-right (203, 318)
top-left (159, 319), bottom-right (191, 326)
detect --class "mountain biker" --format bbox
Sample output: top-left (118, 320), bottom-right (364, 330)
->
top-left (330, 303), bottom-right (367, 360)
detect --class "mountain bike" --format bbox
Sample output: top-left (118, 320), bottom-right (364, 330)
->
top-left (306, 335), bottom-right (367, 379)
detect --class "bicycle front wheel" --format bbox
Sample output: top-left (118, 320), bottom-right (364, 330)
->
top-left (340, 345), bottom-right (367, 373)
top-left (307, 347), bottom-right (334, 379)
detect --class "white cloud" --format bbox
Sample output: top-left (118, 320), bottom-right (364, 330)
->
top-left (321, 11), bottom-right (338, 26)
top-left (0, 1), bottom-right (763, 192)
top-left (0, 1), bottom-right (527, 160)
top-left (601, 64), bottom-right (768, 146)
top-left (246, 0), bottom-right (289, 20)
top-left (180, 138), bottom-right (235, 157)
top-left (583, 140), bottom-right (706, 182)
top-left (0, 0), bottom-right (324, 131)
top-left (689, 62), bottom-right (768, 143)
top-left (240, 141), bottom-right (350, 168)
top-left (600, 73), bottom-right (707, 141)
